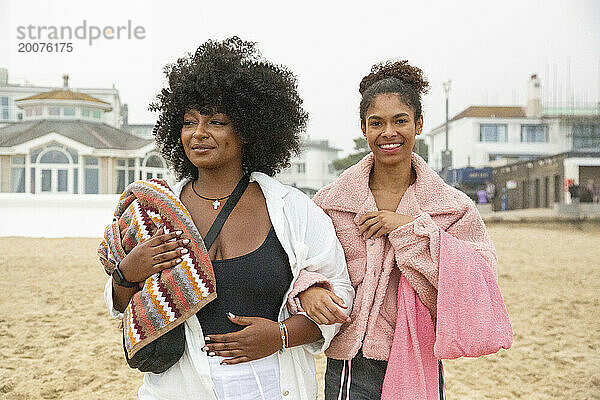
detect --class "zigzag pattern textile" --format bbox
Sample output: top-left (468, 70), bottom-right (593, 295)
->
top-left (98, 179), bottom-right (217, 357)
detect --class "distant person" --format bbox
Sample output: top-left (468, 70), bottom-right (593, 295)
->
top-left (585, 180), bottom-right (598, 203)
top-left (568, 182), bottom-right (580, 203)
top-left (98, 37), bottom-right (354, 400)
top-left (291, 60), bottom-right (512, 399)
top-left (477, 189), bottom-right (488, 204)
top-left (485, 181), bottom-right (496, 203)
top-left (580, 181), bottom-right (593, 203)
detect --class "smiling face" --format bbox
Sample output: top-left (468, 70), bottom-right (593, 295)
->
top-left (181, 108), bottom-right (243, 171)
top-left (361, 93), bottom-right (423, 166)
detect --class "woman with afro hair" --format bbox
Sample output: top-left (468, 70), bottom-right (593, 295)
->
top-left (104, 37), bottom-right (354, 400)
top-left (292, 60), bottom-right (512, 399)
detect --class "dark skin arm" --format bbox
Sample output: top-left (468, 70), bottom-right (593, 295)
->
top-left (202, 313), bottom-right (323, 365)
top-left (111, 224), bottom-right (324, 363)
top-left (112, 226), bottom-right (189, 312)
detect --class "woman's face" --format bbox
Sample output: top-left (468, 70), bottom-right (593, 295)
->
top-left (361, 93), bottom-right (423, 166)
top-left (181, 109), bottom-right (243, 171)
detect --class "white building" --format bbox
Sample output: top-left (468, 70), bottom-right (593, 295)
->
top-left (127, 123), bottom-right (155, 138)
top-left (425, 75), bottom-right (600, 171)
top-left (276, 138), bottom-right (341, 196)
top-left (0, 68), bottom-right (124, 129)
top-left (0, 81), bottom-right (172, 195)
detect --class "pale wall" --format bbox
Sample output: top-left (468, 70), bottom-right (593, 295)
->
top-left (0, 194), bottom-right (120, 237)
top-left (0, 155), bottom-right (10, 192)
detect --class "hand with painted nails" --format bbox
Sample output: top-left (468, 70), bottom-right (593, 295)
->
top-left (358, 211), bottom-right (415, 240)
top-left (298, 286), bottom-right (350, 325)
top-left (202, 313), bottom-right (282, 365)
top-left (118, 225), bottom-right (189, 284)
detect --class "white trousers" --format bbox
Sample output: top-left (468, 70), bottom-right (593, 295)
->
top-left (208, 353), bottom-right (282, 400)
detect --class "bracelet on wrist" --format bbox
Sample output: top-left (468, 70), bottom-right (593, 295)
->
top-left (112, 262), bottom-right (138, 288)
top-left (278, 321), bottom-right (289, 350)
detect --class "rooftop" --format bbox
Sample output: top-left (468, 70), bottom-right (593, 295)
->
top-left (0, 119), bottom-right (153, 150)
top-left (450, 106), bottom-right (527, 121)
top-left (16, 89), bottom-right (111, 105)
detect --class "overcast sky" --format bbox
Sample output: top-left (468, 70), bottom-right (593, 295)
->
top-left (1, 0), bottom-right (599, 154)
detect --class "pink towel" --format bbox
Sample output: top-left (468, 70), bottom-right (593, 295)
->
top-left (382, 230), bottom-right (512, 400)
top-left (434, 230), bottom-right (513, 359)
top-left (381, 274), bottom-right (439, 400)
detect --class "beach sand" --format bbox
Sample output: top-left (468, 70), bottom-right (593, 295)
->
top-left (0, 223), bottom-right (599, 399)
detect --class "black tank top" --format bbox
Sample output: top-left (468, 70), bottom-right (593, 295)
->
top-left (196, 226), bottom-right (293, 336)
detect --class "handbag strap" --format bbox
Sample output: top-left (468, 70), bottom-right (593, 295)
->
top-left (203, 175), bottom-right (250, 251)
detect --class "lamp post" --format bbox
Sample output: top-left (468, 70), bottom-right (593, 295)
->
top-left (442, 80), bottom-right (452, 170)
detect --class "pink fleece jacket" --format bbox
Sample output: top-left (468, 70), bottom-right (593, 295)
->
top-left (289, 152), bottom-right (512, 399)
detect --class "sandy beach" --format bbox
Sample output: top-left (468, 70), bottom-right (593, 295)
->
top-left (1, 223), bottom-right (599, 399)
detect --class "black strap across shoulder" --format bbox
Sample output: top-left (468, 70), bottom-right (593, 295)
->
top-left (123, 174), bottom-right (250, 374)
top-left (202, 175), bottom-right (250, 251)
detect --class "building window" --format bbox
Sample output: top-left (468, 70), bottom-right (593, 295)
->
top-left (141, 154), bottom-right (166, 180)
top-left (30, 167), bottom-right (36, 194)
top-left (82, 108), bottom-right (90, 117)
top-left (573, 124), bottom-right (600, 150)
top-left (480, 124), bottom-right (507, 142)
top-left (521, 125), bottom-right (548, 142)
top-left (66, 148), bottom-right (78, 164)
top-left (40, 149), bottom-right (70, 164)
top-left (73, 168), bottom-right (78, 194)
top-left (145, 155), bottom-right (164, 168)
top-left (85, 157), bottom-right (99, 166)
top-left (93, 110), bottom-right (101, 119)
top-left (84, 157), bottom-right (99, 194)
top-left (49, 107), bottom-right (60, 116)
top-left (25, 109), bottom-right (33, 117)
top-left (116, 158), bottom-right (137, 193)
top-left (36, 148), bottom-right (72, 193)
top-left (17, 112), bottom-right (23, 120)
top-left (11, 168), bottom-right (25, 192)
top-left (63, 107), bottom-right (76, 116)
top-left (10, 156), bottom-right (25, 193)
top-left (297, 163), bottom-right (306, 173)
top-left (34, 107), bottom-right (42, 116)
top-left (1, 96), bottom-right (9, 120)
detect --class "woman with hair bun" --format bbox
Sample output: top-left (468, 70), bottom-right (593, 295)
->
top-left (291, 60), bottom-right (513, 399)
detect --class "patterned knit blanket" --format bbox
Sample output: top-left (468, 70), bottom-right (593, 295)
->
top-left (98, 179), bottom-right (216, 358)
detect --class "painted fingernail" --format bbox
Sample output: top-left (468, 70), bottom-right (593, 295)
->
top-left (227, 312), bottom-right (235, 319)
top-left (202, 346), bottom-right (208, 352)
top-left (208, 352), bottom-right (215, 356)
top-left (182, 239), bottom-right (190, 244)
top-left (180, 248), bottom-right (188, 254)
top-left (205, 337), bottom-right (211, 342)
top-left (176, 230), bottom-right (183, 235)
top-left (176, 258), bottom-right (182, 263)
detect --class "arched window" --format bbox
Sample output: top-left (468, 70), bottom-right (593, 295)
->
top-left (141, 153), bottom-right (167, 180)
top-left (39, 149), bottom-right (70, 164)
top-left (145, 154), bottom-right (164, 168)
top-left (33, 147), bottom-right (75, 194)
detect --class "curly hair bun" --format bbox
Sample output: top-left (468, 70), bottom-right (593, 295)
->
top-left (359, 60), bottom-right (430, 96)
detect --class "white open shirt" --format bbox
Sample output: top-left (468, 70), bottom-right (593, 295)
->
top-left (104, 172), bottom-right (354, 400)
